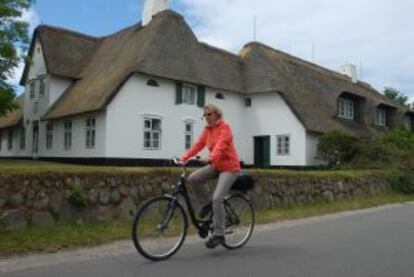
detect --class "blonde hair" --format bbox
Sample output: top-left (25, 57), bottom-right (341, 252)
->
top-left (203, 103), bottom-right (223, 119)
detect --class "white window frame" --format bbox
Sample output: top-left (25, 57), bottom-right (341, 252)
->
top-left (20, 126), bottom-right (25, 150)
top-left (29, 80), bottom-right (35, 99)
top-left (276, 135), bottom-right (290, 156)
top-left (46, 123), bottom-right (53, 150)
top-left (64, 121), bottom-right (72, 151)
top-left (338, 98), bottom-right (354, 120)
top-left (182, 84), bottom-right (196, 105)
top-left (375, 108), bottom-right (386, 127)
top-left (143, 117), bottom-right (162, 150)
top-left (85, 117), bottom-right (96, 149)
top-left (7, 130), bottom-right (13, 151)
top-left (39, 77), bottom-right (45, 97)
top-left (184, 121), bottom-right (194, 149)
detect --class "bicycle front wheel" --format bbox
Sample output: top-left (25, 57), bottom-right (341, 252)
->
top-left (222, 192), bottom-right (255, 249)
top-left (132, 196), bottom-right (188, 261)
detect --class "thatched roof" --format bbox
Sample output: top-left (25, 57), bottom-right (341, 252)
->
top-left (0, 95), bottom-right (24, 129)
top-left (20, 25), bottom-right (98, 85)
top-left (42, 11), bottom-right (243, 120)
top-left (4, 10), bottom-right (410, 136)
top-left (240, 42), bottom-right (409, 136)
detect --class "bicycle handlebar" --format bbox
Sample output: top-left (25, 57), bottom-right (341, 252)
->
top-left (172, 156), bottom-right (201, 166)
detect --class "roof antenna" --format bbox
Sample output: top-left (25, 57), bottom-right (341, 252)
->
top-left (253, 15), bottom-right (257, 41)
top-left (311, 41), bottom-right (316, 63)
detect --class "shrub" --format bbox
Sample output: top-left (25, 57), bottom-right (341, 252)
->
top-left (68, 184), bottom-right (87, 207)
top-left (316, 129), bottom-right (359, 167)
top-left (385, 169), bottom-right (414, 194)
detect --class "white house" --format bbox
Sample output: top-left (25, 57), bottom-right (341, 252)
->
top-left (0, 0), bottom-right (413, 167)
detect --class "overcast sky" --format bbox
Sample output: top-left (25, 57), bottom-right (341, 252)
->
top-left (13, 0), bottom-right (414, 102)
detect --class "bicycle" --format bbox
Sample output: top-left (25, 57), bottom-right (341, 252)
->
top-left (131, 157), bottom-right (255, 261)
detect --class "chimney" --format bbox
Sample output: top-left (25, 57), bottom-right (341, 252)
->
top-left (142, 0), bottom-right (169, 26)
top-left (339, 64), bottom-right (358, 83)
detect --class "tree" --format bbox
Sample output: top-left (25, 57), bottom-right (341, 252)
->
top-left (383, 87), bottom-right (409, 106)
top-left (0, 0), bottom-right (34, 116)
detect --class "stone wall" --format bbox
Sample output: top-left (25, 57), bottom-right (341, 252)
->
top-left (0, 170), bottom-right (390, 230)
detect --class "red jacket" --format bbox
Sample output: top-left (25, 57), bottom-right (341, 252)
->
top-left (181, 119), bottom-right (241, 172)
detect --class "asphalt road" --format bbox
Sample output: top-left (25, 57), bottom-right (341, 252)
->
top-left (1, 202), bottom-right (413, 277)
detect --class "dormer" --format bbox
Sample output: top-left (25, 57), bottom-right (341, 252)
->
top-left (404, 112), bottom-right (414, 131)
top-left (374, 104), bottom-right (397, 128)
top-left (337, 92), bottom-right (365, 123)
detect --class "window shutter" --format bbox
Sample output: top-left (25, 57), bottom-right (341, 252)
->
top-left (197, 86), bottom-right (205, 107)
top-left (175, 82), bottom-right (183, 104)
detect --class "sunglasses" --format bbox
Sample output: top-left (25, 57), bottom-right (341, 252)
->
top-left (203, 112), bottom-right (214, 117)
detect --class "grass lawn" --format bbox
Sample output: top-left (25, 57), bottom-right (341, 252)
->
top-left (0, 159), bottom-right (381, 178)
top-left (1, 192), bottom-right (413, 257)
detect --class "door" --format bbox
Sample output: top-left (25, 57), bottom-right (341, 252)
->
top-left (32, 121), bottom-right (39, 155)
top-left (254, 136), bottom-right (270, 168)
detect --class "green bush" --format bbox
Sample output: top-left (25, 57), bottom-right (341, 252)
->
top-left (68, 184), bottom-right (87, 207)
top-left (316, 129), bottom-right (359, 167)
top-left (380, 126), bottom-right (414, 152)
top-left (317, 127), bottom-right (414, 194)
top-left (350, 139), bottom-right (400, 169)
top-left (385, 169), bottom-right (414, 194)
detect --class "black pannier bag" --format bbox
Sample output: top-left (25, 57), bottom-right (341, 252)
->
top-left (231, 171), bottom-right (255, 191)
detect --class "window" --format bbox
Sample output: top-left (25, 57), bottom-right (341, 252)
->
top-left (33, 101), bottom-right (39, 114)
top-left (215, 93), bottom-right (225, 100)
top-left (20, 126), bottom-right (25, 150)
top-left (143, 118), bottom-right (161, 150)
top-left (276, 135), bottom-right (290, 155)
top-left (30, 81), bottom-right (35, 99)
top-left (39, 78), bottom-right (45, 97)
top-left (182, 84), bottom-right (196, 105)
top-left (338, 98), bottom-right (354, 120)
top-left (64, 121), bottom-right (72, 151)
top-left (375, 108), bottom-right (386, 127)
top-left (185, 122), bottom-right (193, 149)
top-left (146, 79), bottom-right (159, 87)
top-left (245, 98), bottom-right (252, 107)
top-left (7, 130), bottom-right (13, 151)
top-left (85, 117), bottom-right (96, 148)
top-left (46, 123), bottom-right (53, 150)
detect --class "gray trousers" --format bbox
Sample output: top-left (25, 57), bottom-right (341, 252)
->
top-left (187, 165), bottom-right (239, 236)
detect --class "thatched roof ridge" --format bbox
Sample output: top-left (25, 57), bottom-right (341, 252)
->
top-left (0, 95), bottom-right (24, 129)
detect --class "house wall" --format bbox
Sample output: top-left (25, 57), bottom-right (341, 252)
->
top-left (20, 39), bottom-right (74, 158)
top-left (0, 126), bottom-right (27, 157)
top-left (106, 78), bottom-right (310, 166)
top-left (106, 74), bottom-right (247, 161)
top-left (106, 74), bottom-right (209, 159)
top-left (243, 92), bottom-right (308, 166)
top-left (40, 113), bottom-right (106, 158)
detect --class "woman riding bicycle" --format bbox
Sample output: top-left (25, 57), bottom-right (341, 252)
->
top-left (180, 103), bottom-right (240, 249)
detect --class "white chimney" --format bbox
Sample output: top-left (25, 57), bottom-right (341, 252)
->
top-left (142, 0), bottom-right (170, 26)
top-left (339, 64), bottom-right (358, 83)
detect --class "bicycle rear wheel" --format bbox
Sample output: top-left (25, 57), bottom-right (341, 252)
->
top-left (222, 192), bottom-right (254, 249)
top-left (132, 196), bottom-right (188, 261)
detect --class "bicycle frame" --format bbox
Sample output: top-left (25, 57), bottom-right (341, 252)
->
top-left (166, 160), bottom-right (212, 237)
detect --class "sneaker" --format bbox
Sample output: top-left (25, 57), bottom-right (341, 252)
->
top-left (205, 235), bottom-right (225, 249)
top-left (198, 202), bottom-right (212, 219)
